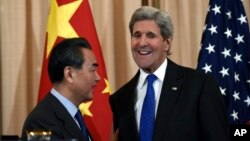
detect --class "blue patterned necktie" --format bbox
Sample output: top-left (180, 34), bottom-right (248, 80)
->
top-left (75, 110), bottom-right (90, 141)
top-left (140, 74), bottom-right (157, 141)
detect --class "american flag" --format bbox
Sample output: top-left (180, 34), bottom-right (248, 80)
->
top-left (197, 0), bottom-right (250, 124)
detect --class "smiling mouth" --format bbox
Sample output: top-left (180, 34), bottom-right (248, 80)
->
top-left (138, 51), bottom-right (151, 55)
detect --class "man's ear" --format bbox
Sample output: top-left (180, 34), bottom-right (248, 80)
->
top-left (164, 37), bottom-right (172, 52)
top-left (64, 66), bottom-right (74, 83)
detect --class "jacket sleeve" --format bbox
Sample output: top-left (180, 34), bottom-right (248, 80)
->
top-left (199, 75), bottom-right (230, 141)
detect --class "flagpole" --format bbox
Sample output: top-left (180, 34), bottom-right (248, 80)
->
top-left (152, 0), bottom-right (160, 8)
top-left (142, 0), bottom-right (149, 6)
top-left (141, 0), bottom-right (160, 8)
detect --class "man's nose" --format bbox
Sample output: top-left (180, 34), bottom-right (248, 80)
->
top-left (139, 36), bottom-right (148, 46)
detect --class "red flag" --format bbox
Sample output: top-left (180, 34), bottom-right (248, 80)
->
top-left (38, 0), bottom-right (113, 140)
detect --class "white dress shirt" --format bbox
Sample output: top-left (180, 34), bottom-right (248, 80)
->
top-left (135, 59), bottom-right (167, 130)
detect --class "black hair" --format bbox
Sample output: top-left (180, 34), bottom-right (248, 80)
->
top-left (48, 37), bottom-right (92, 83)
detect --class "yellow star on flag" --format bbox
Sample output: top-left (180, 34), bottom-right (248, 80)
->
top-left (102, 78), bottom-right (112, 95)
top-left (79, 101), bottom-right (93, 117)
top-left (46, 0), bottom-right (82, 58)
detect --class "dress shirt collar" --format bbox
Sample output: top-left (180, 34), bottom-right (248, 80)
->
top-left (51, 88), bottom-right (78, 118)
top-left (138, 58), bottom-right (168, 88)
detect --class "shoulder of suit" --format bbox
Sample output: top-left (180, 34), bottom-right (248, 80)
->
top-left (173, 62), bottom-right (214, 81)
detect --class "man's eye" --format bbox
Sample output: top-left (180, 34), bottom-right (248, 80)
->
top-left (147, 33), bottom-right (156, 38)
top-left (132, 33), bottom-right (141, 38)
top-left (89, 67), bottom-right (97, 72)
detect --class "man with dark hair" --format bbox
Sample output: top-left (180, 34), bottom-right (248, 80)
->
top-left (22, 37), bottom-right (100, 141)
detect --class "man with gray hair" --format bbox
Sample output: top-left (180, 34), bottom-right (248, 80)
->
top-left (109, 6), bottom-right (229, 141)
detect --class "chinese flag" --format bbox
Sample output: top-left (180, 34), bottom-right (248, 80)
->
top-left (38, 0), bottom-right (112, 140)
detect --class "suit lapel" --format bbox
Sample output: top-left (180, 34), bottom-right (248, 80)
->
top-left (153, 59), bottom-right (184, 141)
top-left (120, 72), bottom-right (140, 141)
top-left (120, 108), bottom-right (138, 140)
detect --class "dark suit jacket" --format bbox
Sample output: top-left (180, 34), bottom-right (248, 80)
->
top-left (21, 93), bottom-right (89, 141)
top-left (109, 59), bottom-right (229, 141)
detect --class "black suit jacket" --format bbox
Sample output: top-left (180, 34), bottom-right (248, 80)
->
top-left (21, 93), bottom-right (88, 141)
top-left (109, 59), bottom-right (229, 141)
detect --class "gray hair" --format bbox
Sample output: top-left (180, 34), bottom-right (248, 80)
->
top-left (129, 6), bottom-right (174, 40)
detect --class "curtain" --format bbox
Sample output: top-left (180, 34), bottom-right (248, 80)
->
top-left (0, 0), bottom-right (249, 136)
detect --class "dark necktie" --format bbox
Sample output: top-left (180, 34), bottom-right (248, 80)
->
top-left (75, 110), bottom-right (90, 141)
top-left (139, 74), bottom-right (157, 141)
